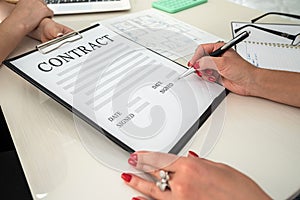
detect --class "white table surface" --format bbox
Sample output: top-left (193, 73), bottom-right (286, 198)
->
top-left (1, 0), bottom-right (300, 199)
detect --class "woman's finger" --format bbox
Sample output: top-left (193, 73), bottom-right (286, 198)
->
top-left (189, 42), bottom-right (225, 66)
top-left (131, 151), bottom-right (179, 173)
top-left (132, 196), bottom-right (148, 200)
top-left (188, 44), bottom-right (207, 66)
top-left (121, 173), bottom-right (171, 200)
top-left (187, 150), bottom-right (199, 158)
top-left (128, 157), bottom-right (174, 183)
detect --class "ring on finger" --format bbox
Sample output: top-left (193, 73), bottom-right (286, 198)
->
top-left (156, 170), bottom-right (170, 192)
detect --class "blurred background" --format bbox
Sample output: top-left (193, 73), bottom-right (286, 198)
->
top-left (227, 0), bottom-right (300, 15)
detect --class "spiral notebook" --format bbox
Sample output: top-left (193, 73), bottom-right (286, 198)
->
top-left (231, 22), bottom-right (300, 73)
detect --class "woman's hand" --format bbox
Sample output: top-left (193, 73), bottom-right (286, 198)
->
top-left (8, 0), bottom-right (54, 35)
top-left (29, 17), bottom-right (73, 42)
top-left (188, 43), bottom-right (258, 96)
top-left (188, 43), bottom-right (300, 107)
top-left (0, 0), bottom-right (72, 63)
top-left (121, 151), bottom-right (271, 200)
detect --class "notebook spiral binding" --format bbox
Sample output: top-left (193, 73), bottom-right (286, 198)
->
top-left (244, 40), bottom-right (300, 49)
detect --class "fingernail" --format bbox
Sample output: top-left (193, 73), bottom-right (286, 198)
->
top-left (188, 150), bottom-right (199, 157)
top-left (193, 62), bottom-right (199, 69)
top-left (196, 70), bottom-right (202, 77)
top-left (208, 76), bottom-right (216, 82)
top-left (130, 153), bottom-right (138, 161)
top-left (204, 69), bottom-right (213, 76)
top-left (121, 173), bottom-right (132, 182)
top-left (187, 61), bottom-right (192, 67)
top-left (132, 197), bottom-right (141, 200)
top-left (56, 33), bottom-right (63, 37)
top-left (128, 158), bottom-right (137, 167)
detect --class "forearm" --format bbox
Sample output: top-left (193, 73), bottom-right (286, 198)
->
top-left (0, 17), bottom-right (27, 64)
top-left (0, 0), bottom-right (15, 21)
top-left (250, 68), bottom-right (300, 107)
top-left (0, 1), bottom-right (18, 63)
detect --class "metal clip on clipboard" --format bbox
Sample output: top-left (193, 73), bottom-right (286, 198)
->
top-left (36, 31), bottom-right (83, 54)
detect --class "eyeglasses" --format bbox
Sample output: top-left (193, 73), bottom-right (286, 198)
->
top-left (234, 12), bottom-right (300, 46)
top-left (251, 12), bottom-right (300, 23)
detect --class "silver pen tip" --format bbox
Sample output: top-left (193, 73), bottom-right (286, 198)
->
top-left (178, 67), bottom-right (196, 80)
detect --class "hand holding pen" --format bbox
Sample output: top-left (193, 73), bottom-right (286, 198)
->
top-left (178, 31), bottom-right (250, 82)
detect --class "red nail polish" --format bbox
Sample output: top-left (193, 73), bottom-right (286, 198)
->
top-left (188, 150), bottom-right (199, 157)
top-left (196, 70), bottom-right (202, 77)
top-left (121, 173), bottom-right (132, 182)
top-left (187, 61), bottom-right (192, 67)
top-left (193, 62), bottom-right (199, 69)
top-left (132, 198), bottom-right (141, 200)
top-left (130, 153), bottom-right (138, 161)
top-left (208, 76), bottom-right (216, 82)
top-left (128, 158), bottom-right (137, 167)
top-left (204, 69), bottom-right (213, 76)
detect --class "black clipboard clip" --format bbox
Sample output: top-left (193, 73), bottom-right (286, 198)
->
top-left (36, 31), bottom-right (83, 54)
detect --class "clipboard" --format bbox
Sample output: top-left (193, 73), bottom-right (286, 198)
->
top-left (3, 23), bottom-right (226, 154)
top-left (36, 31), bottom-right (83, 54)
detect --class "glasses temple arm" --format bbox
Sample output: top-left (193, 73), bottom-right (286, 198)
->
top-left (251, 12), bottom-right (300, 23)
top-left (234, 24), bottom-right (296, 41)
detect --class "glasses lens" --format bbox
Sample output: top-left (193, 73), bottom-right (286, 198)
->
top-left (292, 34), bottom-right (300, 46)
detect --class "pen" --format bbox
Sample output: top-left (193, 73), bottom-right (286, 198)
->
top-left (177, 30), bottom-right (250, 80)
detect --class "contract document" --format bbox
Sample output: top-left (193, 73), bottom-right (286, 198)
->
top-left (4, 24), bottom-right (225, 153)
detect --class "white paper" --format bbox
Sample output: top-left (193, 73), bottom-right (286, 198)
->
top-left (8, 24), bottom-right (225, 153)
top-left (102, 9), bottom-right (222, 60)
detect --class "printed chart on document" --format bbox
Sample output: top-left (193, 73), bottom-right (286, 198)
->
top-left (102, 9), bottom-right (222, 60)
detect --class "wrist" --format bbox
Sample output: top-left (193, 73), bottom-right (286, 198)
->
top-left (2, 16), bottom-right (27, 39)
top-left (247, 67), bottom-right (275, 100)
top-left (245, 66), bottom-right (262, 97)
